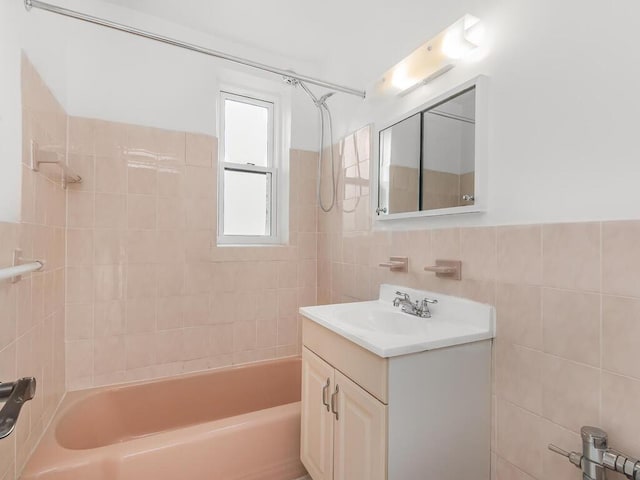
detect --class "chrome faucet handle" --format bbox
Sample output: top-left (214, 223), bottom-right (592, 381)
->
top-left (549, 444), bottom-right (583, 469)
top-left (417, 297), bottom-right (437, 318)
top-left (395, 291), bottom-right (410, 300)
top-left (393, 291), bottom-right (411, 307)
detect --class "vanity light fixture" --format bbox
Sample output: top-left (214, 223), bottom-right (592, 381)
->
top-left (376, 15), bottom-right (484, 96)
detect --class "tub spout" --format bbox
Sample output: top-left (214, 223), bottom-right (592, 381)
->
top-left (0, 377), bottom-right (36, 439)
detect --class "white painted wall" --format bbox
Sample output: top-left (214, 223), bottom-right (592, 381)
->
top-left (0, 1), bottom-right (24, 223)
top-left (324, 0), bottom-right (640, 228)
top-left (58, 0), bottom-right (319, 149)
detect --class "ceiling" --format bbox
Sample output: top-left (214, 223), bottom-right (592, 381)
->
top-left (98, 0), bottom-right (474, 85)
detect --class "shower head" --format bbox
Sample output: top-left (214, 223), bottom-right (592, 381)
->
top-left (317, 92), bottom-right (335, 106)
top-left (284, 76), bottom-right (335, 109)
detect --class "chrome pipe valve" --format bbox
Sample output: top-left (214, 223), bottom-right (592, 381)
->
top-left (549, 426), bottom-right (640, 480)
top-left (0, 377), bottom-right (36, 440)
top-left (602, 450), bottom-right (640, 480)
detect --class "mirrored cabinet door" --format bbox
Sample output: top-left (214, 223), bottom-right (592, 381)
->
top-left (378, 113), bottom-right (421, 214)
top-left (422, 87), bottom-right (475, 211)
top-left (376, 77), bottom-right (485, 219)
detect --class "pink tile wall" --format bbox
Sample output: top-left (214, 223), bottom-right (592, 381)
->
top-left (319, 125), bottom-right (640, 480)
top-left (0, 56), bottom-right (67, 479)
top-left (65, 117), bottom-right (317, 389)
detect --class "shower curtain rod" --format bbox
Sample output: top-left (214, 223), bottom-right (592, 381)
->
top-left (23, 0), bottom-right (367, 99)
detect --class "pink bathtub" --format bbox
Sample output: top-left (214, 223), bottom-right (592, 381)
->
top-left (22, 357), bottom-right (306, 480)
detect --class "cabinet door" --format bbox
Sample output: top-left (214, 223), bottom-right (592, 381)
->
top-left (301, 348), bottom-right (335, 480)
top-left (333, 370), bottom-right (387, 480)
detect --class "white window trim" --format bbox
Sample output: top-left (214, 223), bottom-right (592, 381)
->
top-left (217, 89), bottom-right (285, 245)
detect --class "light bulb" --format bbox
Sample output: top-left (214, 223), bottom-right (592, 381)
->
top-left (391, 64), bottom-right (417, 91)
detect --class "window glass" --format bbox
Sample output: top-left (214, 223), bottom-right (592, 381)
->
top-left (224, 99), bottom-right (269, 167)
top-left (223, 169), bottom-right (270, 236)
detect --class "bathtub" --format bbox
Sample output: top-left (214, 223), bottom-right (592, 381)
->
top-left (22, 357), bottom-right (307, 480)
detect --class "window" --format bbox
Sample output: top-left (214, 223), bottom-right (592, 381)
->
top-left (218, 91), bottom-right (279, 244)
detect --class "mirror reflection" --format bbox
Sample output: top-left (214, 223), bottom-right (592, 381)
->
top-left (422, 88), bottom-right (475, 210)
top-left (379, 113), bottom-right (420, 214)
top-left (378, 86), bottom-right (477, 216)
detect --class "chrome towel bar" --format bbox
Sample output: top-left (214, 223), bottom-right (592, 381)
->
top-left (0, 249), bottom-right (44, 283)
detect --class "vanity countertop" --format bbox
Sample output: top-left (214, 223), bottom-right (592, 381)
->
top-left (300, 284), bottom-right (495, 358)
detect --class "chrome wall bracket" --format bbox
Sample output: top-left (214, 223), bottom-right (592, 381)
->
top-left (9, 249), bottom-right (44, 284)
top-left (549, 426), bottom-right (640, 480)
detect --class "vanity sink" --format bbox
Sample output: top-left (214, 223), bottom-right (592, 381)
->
top-left (300, 283), bottom-right (494, 480)
top-left (299, 284), bottom-right (495, 358)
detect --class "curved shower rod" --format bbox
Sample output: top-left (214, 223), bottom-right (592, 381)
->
top-left (23, 0), bottom-right (367, 99)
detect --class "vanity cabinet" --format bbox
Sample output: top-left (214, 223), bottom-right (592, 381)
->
top-left (300, 347), bottom-right (335, 480)
top-left (301, 347), bottom-right (386, 480)
top-left (300, 316), bottom-right (492, 480)
top-left (332, 369), bottom-right (387, 480)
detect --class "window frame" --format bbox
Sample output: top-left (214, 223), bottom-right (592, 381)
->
top-left (217, 90), bottom-right (280, 245)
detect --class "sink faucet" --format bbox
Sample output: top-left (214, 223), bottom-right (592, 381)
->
top-left (393, 291), bottom-right (438, 318)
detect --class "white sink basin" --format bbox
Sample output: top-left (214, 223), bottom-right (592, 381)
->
top-left (300, 284), bottom-right (495, 358)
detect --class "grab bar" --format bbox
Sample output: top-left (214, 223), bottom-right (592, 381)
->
top-left (0, 377), bottom-right (37, 439)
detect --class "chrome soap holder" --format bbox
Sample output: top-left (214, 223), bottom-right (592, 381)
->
top-left (379, 256), bottom-right (408, 272)
top-left (424, 259), bottom-right (462, 280)
top-left (550, 426), bottom-right (640, 480)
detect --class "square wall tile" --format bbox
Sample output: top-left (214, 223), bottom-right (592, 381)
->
top-left (95, 156), bottom-right (126, 194)
top-left (127, 163), bottom-right (157, 195)
top-left (542, 288), bottom-right (600, 367)
top-left (542, 222), bottom-right (600, 292)
top-left (541, 355), bottom-right (600, 432)
top-left (496, 399), bottom-right (545, 478)
top-left (495, 342), bottom-right (543, 414)
top-left (602, 295), bottom-right (640, 380)
top-left (603, 221), bottom-right (640, 297)
top-left (127, 195), bottom-right (156, 230)
top-left (94, 193), bottom-right (126, 229)
top-left (497, 225), bottom-right (542, 285)
top-left (186, 133), bottom-right (214, 167)
top-left (460, 227), bottom-right (497, 281)
top-left (495, 283), bottom-right (543, 349)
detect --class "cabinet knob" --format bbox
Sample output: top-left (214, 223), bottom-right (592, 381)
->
top-left (331, 385), bottom-right (340, 420)
top-left (322, 378), bottom-right (330, 412)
